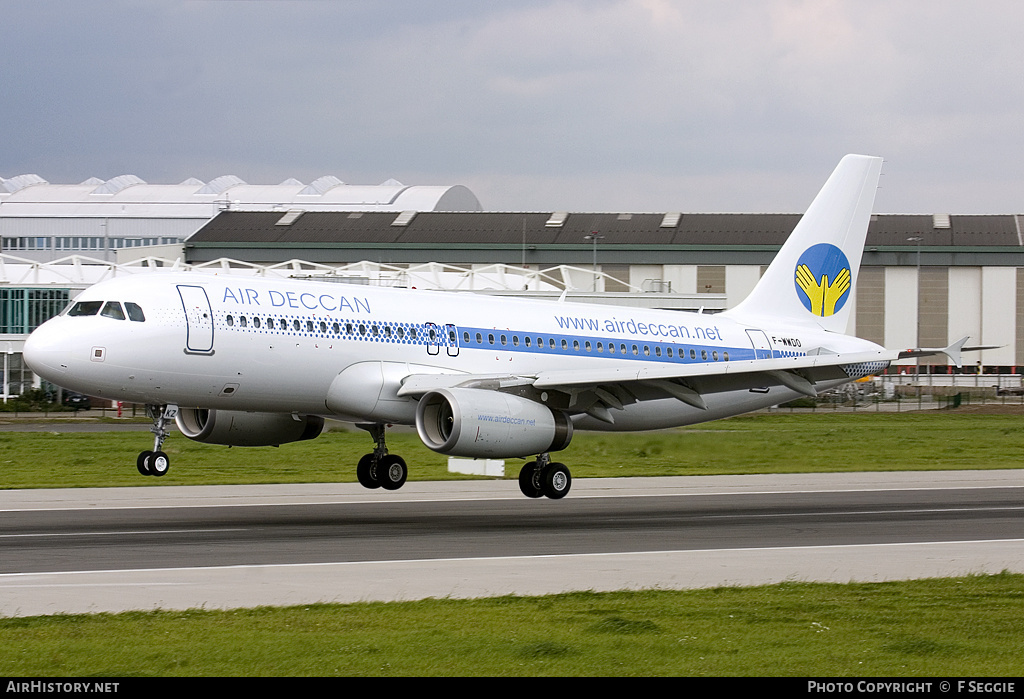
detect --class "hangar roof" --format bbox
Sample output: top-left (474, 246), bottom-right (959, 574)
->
top-left (0, 175), bottom-right (481, 217)
top-left (188, 210), bottom-right (1023, 248)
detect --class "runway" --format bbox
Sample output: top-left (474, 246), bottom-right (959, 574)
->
top-left (2, 470), bottom-right (1023, 617)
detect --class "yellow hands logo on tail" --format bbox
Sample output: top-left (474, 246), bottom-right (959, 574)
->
top-left (794, 244), bottom-right (852, 317)
top-left (795, 264), bottom-right (850, 316)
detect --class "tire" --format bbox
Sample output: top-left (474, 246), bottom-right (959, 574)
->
top-left (541, 462), bottom-right (571, 499)
top-left (149, 451), bottom-right (170, 477)
top-left (137, 451), bottom-right (153, 476)
top-left (518, 461), bottom-right (544, 498)
top-left (356, 453), bottom-right (380, 489)
top-left (378, 455), bottom-right (408, 491)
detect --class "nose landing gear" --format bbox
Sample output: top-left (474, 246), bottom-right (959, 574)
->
top-left (137, 404), bottom-right (177, 477)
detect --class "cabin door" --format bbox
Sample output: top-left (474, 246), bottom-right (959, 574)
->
top-left (178, 285), bottom-right (215, 354)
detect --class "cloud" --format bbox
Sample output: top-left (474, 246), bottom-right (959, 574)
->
top-left (2, 1), bottom-right (1023, 213)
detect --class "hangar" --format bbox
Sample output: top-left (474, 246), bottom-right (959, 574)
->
top-left (2, 172), bottom-right (1023, 399)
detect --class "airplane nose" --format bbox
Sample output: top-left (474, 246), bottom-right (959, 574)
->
top-left (23, 320), bottom-right (70, 382)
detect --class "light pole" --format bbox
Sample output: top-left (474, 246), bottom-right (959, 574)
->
top-left (584, 232), bottom-right (603, 291)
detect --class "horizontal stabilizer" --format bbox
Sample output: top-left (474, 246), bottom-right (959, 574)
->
top-left (897, 336), bottom-right (998, 368)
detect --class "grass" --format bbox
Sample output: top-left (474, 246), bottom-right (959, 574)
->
top-left (2, 410), bottom-right (1022, 676)
top-left (2, 411), bottom-right (1024, 489)
top-left (1, 574), bottom-right (1023, 676)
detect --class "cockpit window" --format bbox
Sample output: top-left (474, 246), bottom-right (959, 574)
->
top-left (100, 302), bottom-right (126, 320)
top-left (68, 301), bottom-right (103, 316)
top-left (124, 302), bottom-right (146, 322)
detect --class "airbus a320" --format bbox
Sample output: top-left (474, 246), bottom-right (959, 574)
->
top-left (23, 155), bottom-right (972, 498)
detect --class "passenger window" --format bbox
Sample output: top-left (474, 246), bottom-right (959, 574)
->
top-left (100, 302), bottom-right (126, 320)
top-left (240, 316), bottom-right (248, 328)
top-left (125, 302), bottom-right (146, 322)
top-left (226, 315), bottom-right (235, 327)
top-left (68, 301), bottom-right (103, 316)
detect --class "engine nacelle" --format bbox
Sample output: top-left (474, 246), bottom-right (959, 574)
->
top-left (415, 388), bottom-right (572, 458)
top-left (176, 408), bottom-right (324, 447)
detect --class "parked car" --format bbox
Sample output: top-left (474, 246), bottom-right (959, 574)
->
top-left (62, 392), bottom-right (92, 411)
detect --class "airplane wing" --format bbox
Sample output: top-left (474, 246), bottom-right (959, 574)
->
top-left (397, 348), bottom-right (897, 424)
top-left (397, 337), bottom-right (976, 424)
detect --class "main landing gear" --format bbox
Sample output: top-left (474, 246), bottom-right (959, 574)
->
top-left (518, 454), bottom-right (572, 500)
top-left (355, 423), bottom-right (408, 491)
top-left (137, 404), bottom-right (177, 477)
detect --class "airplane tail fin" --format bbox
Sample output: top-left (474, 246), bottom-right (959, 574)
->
top-left (723, 154), bottom-right (884, 334)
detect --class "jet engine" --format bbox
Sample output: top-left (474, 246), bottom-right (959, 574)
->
top-left (415, 387), bottom-right (572, 458)
top-left (175, 408), bottom-right (324, 447)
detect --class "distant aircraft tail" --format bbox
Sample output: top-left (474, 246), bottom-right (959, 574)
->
top-left (723, 154), bottom-right (883, 334)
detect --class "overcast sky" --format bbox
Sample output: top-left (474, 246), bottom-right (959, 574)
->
top-left (3, 1), bottom-right (1023, 214)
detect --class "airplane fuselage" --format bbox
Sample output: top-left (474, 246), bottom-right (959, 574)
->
top-left (26, 271), bottom-right (883, 432)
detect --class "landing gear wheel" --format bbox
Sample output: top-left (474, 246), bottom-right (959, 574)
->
top-left (137, 451), bottom-right (153, 476)
top-left (541, 462), bottom-right (571, 499)
top-left (149, 451), bottom-right (170, 477)
top-left (378, 455), bottom-right (408, 491)
top-left (140, 404), bottom-right (175, 477)
top-left (518, 461), bottom-right (544, 498)
top-left (356, 453), bottom-right (381, 489)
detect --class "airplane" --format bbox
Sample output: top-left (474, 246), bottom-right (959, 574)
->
top-left (23, 155), bottom-right (974, 499)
